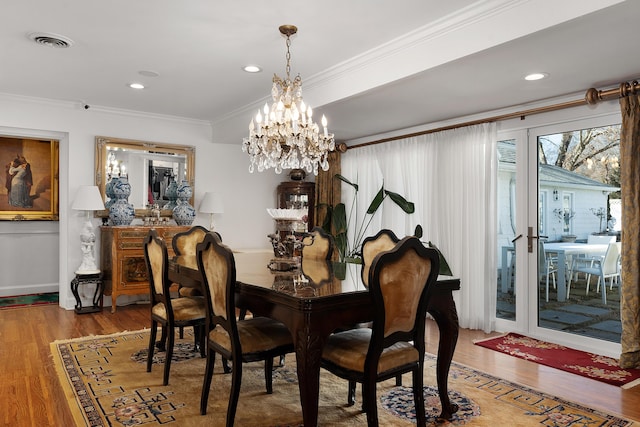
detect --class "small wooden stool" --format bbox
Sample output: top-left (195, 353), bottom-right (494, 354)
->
top-left (70, 272), bottom-right (103, 314)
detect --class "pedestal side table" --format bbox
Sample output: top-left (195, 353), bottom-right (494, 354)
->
top-left (71, 272), bottom-right (103, 314)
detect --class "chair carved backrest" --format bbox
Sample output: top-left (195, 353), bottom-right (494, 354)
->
top-left (587, 234), bottom-right (617, 245)
top-left (196, 232), bottom-right (236, 328)
top-left (602, 242), bottom-right (621, 275)
top-left (301, 226), bottom-right (334, 260)
top-left (369, 236), bottom-right (439, 347)
top-left (361, 229), bottom-right (400, 286)
top-left (143, 230), bottom-right (173, 320)
top-left (172, 225), bottom-right (213, 256)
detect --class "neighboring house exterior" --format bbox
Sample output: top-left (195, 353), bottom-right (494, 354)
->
top-left (497, 141), bottom-right (619, 263)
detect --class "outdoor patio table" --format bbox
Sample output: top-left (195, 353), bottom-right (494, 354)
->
top-left (542, 242), bottom-right (609, 301)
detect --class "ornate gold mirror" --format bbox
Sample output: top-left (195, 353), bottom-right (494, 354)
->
top-left (95, 136), bottom-right (195, 218)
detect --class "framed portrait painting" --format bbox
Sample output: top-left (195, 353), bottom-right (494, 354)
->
top-left (0, 136), bottom-right (59, 220)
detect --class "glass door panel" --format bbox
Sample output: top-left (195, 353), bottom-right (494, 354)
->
top-left (535, 122), bottom-right (621, 343)
top-left (496, 139), bottom-right (517, 321)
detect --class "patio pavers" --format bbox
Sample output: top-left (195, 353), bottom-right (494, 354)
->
top-left (560, 304), bottom-right (609, 316)
top-left (539, 309), bottom-right (592, 325)
top-left (589, 319), bottom-right (622, 334)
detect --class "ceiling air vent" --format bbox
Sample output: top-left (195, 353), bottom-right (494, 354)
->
top-left (28, 32), bottom-right (74, 48)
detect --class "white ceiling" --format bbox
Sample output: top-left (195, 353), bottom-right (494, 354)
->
top-left (2, 0), bottom-right (638, 145)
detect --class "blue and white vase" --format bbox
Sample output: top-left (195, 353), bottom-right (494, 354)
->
top-left (104, 178), bottom-right (116, 209)
top-left (172, 180), bottom-right (195, 226)
top-left (109, 177), bottom-right (135, 226)
top-left (163, 179), bottom-right (178, 210)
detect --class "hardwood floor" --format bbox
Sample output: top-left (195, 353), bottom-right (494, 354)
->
top-left (0, 304), bottom-right (149, 426)
top-left (2, 303), bottom-right (639, 426)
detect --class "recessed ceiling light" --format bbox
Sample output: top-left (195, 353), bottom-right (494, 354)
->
top-left (524, 72), bottom-right (549, 81)
top-left (129, 83), bottom-right (145, 89)
top-left (243, 65), bottom-right (262, 73)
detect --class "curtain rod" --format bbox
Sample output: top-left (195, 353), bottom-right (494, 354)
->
top-left (343, 79), bottom-right (639, 151)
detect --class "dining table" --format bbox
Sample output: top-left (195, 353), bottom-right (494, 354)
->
top-left (542, 242), bottom-right (609, 301)
top-left (169, 251), bottom-right (460, 426)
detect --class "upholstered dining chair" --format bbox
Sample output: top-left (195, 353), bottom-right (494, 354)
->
top-left (361, 229), bottom-right (400, 287)
top-left (173, 226), bottom-right (234, 372)
top-left (172, 225), bottom-right (214, 341)
top-left (321, 236), bottom-right (440, 427)
top-left (301, 226), bottom-right (335, 260)
top-left (196, 232), bottom-right (294, 426)
top-left (172, 225), bottom-right (216, 298)
top-left (143, 229), bottom-right (206, 386)
top-left (348, 228), bottom-right (403, 401)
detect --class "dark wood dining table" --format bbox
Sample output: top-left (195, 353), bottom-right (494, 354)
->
top-left (169, 251), bottom-right (460, 426)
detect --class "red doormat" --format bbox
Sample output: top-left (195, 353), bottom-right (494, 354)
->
top-left (474, 332), bottom-right (640, 389)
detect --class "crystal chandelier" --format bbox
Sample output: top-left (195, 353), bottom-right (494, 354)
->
top-left (243, 25), bottom-right (335, 175)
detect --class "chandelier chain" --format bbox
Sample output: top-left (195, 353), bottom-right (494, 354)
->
top-left (285, 35), bottom-right (291, 81)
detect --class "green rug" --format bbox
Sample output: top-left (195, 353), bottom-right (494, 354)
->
top-left (51, 329), bottom-right (635, 426)
top-left (0, 292), bottom-right (58, 309)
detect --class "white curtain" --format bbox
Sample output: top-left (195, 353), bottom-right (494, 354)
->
top-left (342, 123), bottom-right (497, 331)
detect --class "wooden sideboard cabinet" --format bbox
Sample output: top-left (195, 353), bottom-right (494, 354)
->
top-left (101, 225), bottom-right (189, 313)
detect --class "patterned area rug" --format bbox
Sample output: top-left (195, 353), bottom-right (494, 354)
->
top-left (0, 292), bottom-right (58, 309)
top-left (51, 330), bottom-right (634, 426)
top-left (475, 333), bottom-right (640, 389)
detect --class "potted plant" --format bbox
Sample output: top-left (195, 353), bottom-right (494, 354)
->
top-left (590, 207), bottom-right (607, 234)
top-left (321, 174), bottom-right (415, 263)
top-left (553, 208), bottom-right (576, 242)
top-left (320, 174), bottom-right (453, 276)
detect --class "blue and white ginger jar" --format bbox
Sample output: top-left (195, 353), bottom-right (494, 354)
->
top-left (163, 179), bottom-right (178, 210)
top-left (172, 180), bottom-right (195, 226)
top-left (105, 178), bottom-right (116, 209)
top-left (109, 177), bottom-right (135, 226)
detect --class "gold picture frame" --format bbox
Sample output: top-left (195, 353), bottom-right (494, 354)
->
top-left (95, 136), bottom-right (195, 218)
top-left (0, 136), bottom-right (59, 220)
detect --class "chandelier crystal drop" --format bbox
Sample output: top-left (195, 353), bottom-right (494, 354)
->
top-left (242, 25), bottom-right (335, 175)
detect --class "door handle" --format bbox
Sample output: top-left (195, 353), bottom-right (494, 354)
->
top-left (526, 227), bottom-right (548, 253)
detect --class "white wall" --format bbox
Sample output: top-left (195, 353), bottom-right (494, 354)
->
top-left (0, 93), bottom-right (282, 309)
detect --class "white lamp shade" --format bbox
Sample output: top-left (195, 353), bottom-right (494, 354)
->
top-left (199, 192), bottom-right (224, 214)
top-left (72, 185), bottom-right (105, 211)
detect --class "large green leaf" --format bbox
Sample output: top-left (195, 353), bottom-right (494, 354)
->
top-left (385, 190), bottom-right (415, 213)
top-left (335, 233), bottom-right (348, 261)
top-left (332, 203), bottom-right (347, 234)
top-left (366, 187), bottom-right (385, 214)
top-left (334, 174), bottom-right (358, 191)
top-left (428, 241), bottom-right (453, 276)
top-left (321, 205), bottom-right (333, 234)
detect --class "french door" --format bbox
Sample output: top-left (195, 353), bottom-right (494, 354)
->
top-left (495, 113), bottom-right (621, 358)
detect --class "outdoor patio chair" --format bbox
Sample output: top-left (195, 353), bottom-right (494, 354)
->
top-left (568, 242), bottom-right (621, 304)
top-left (540, 241), bottom-right (558, 302)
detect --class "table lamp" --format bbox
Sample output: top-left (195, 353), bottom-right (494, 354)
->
top-left (199, 192), bottom-right (224, 230)
top-left (72, 185), bottom-right (105, 274)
